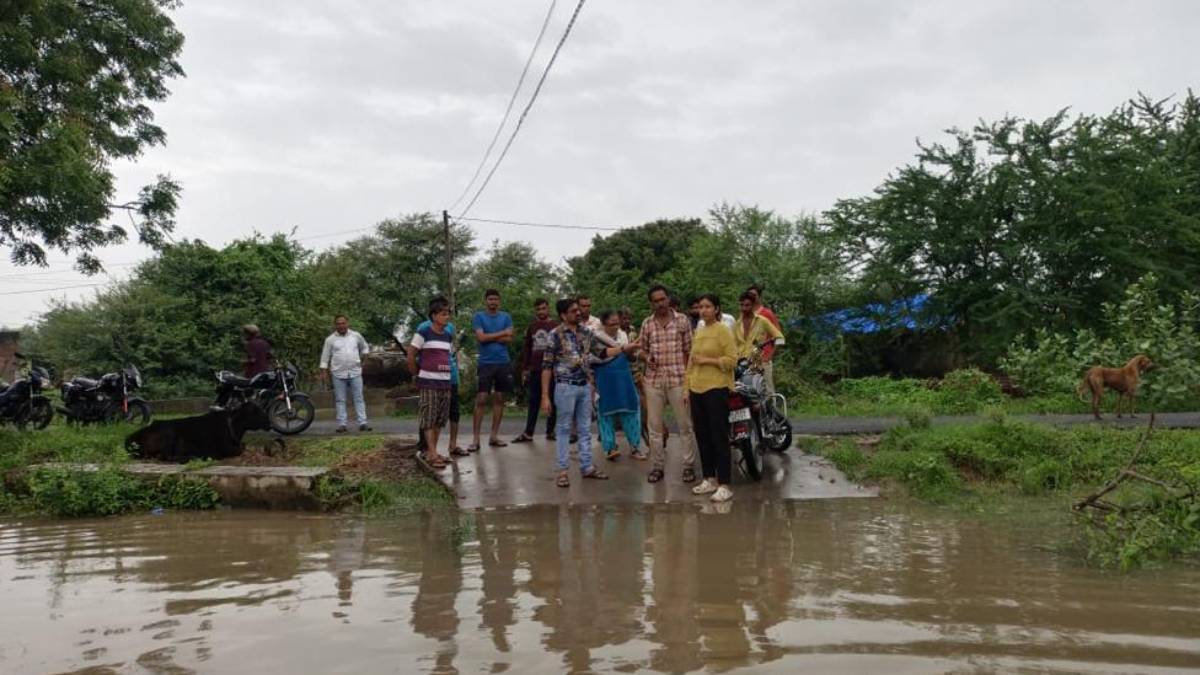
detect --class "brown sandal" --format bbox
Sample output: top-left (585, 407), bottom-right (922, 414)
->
top-left (583, 467), bottom-right (609, 480)
top-left (556, 471), bottom-right (570, 488)
top-left (647, 468), bottom-right (664, 483)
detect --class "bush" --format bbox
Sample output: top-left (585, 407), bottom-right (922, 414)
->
top-left (865, 450), bottom-right (962, 502)
top-left (903, 406), bottom-right (933, 430)
top-left (1002, 274), bottom-right (1200, 411)
top-left (23, 467), bottom-right (219, 517)
top-left (936, 368), bottom-right (1003, 413)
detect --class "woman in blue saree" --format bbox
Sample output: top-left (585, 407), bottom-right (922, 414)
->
top-left (591, 310), bottom-right (646, 461)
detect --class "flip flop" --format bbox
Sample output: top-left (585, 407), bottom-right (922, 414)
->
top-left (467, 443), bottom-right (481, 453)
top-left (450, 446), bottom-right (470, 457)
top-left (582, 467), bottom-right (610, 480)
top-left (512, 433), bottom-right (534, 443)
top-left (489, 439), bottom-right (508, 448)
top-left (556, 472), bottom-right (570, 488)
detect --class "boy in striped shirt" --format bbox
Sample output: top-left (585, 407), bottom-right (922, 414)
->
top-left (408, 297), bottom-right (454, 469)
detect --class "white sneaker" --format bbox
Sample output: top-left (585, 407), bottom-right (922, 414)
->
top-left (710, 485), bottom-right (733, 502)
top-left (692, 478), bottom-right (717, 495)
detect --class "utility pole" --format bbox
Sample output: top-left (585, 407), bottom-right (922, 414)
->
top-left (442, 210), bottom-right (455, 311)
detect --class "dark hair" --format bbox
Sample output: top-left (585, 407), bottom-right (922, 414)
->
top-left (620, 306), bottom-right (632, 317)
top-left (647, 284), bottom-right (669, 300)
top-left (555, 298), bottom-right (577, 317)
top-left (484, 288), bottom-right (501, 299)
top-left (334, 314), bottom-right (348, 322)
top-left (687, 295), bottom-right (700, 307)
top-left (746, 284), bottom-right (763, 297)
top-left (533, 297), bottom-right (548, 307)
top-left (428, 296), bottom-right (450, 318)
top-left (739, 290), bottom-right (757, 303)
top-left (669, 294), bottom-right (680, 309)
top-left (697, 293), bottom-right (722, 312)
top-left (576, 294), bottom-right (591, 303)
top-left (598, 309), bottom-right (619, 324)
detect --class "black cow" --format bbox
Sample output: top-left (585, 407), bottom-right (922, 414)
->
top-left (125, 402), bottom-right (271, 462)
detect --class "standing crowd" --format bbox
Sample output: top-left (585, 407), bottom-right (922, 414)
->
top-left (405, 283), bottom-right (784, 504)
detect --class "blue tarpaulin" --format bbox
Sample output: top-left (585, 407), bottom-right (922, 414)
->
top-left (797, 294), bottom-right (948, 339)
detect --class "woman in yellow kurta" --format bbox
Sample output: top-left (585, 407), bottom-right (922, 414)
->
top-left (685, 294), bottom-right (738, 502)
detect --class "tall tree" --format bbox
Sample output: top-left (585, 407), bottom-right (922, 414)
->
top-left (566, 217), bottom-right (708, 312)
top-left (0, 0), bottom-right (185, 272)
top-left (307, 213), bottom-right (476, 343)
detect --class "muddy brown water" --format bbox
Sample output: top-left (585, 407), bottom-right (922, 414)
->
top-left (2, 501), bottom-right (1198, 674)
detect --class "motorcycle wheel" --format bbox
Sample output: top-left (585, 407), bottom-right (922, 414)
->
top-left (766, 414), bottom-right (792, 453)
top-left (736, 422), bottom-right (764, 481)
top-left (268, 394), bottom-right (315, 435)
top-left (112, 400), bottom-right (153, 426)
top-left (22, 398), bottom-right (54, 430)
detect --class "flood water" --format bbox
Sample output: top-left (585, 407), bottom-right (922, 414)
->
top-left (2, 501), bottom-right (1198, 674)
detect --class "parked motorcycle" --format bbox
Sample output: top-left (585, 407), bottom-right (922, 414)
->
top-left (59, 364), bottom-right (152, 425)
top-left (0, 354), bottom-right (54, 429)
top-left (728, 349), bottom-right (793, 481)
top-left (214, 361), bottom-right (314, 435)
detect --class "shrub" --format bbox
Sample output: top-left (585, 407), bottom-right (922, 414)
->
top-left (903, 406), bottom-right (933, 430)
top-left (936, 368), bottom-right (1003, 413)
top-left (24, 467), bottom-right (219, 517)
top-left (865, 450), bottom-right (961, 502)
top-left (824, 442), bottom-right (868, 479)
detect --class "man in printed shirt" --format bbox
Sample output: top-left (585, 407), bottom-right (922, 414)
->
top-left (639, 284), bottom-right (698, 485)
top-left (319, 314), bottom-right (372, 433)
top-left (541, 297), bottom-right (638, 487)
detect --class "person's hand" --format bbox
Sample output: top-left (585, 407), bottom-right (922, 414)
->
top-left (682, 392), bottom-right (690, 407)
top-left (540, 395), bottom-right (552, 415)
top-left (622, 341), bottom-right (641, 354)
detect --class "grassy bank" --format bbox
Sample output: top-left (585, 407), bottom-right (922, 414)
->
top-left (804, 416), bottom-right (1200, 570)
top-left (0, 421), bottom-right (452, 518)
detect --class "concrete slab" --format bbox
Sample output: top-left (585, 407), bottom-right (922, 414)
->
top-left (427, 436), bottom-right (877, 510)
top-left (31, 463), bottom-right (329, 511)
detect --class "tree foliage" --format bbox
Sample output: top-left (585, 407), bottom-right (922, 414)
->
top-left (0, 0), bottom-right (185, 272)
top-left (827, 91), bottom-right (1200, 362)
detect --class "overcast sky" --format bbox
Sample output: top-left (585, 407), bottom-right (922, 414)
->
top-left (3, 0), bottom-right (1199, 325)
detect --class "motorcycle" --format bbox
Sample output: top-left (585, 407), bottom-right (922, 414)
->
top-left (214, 361), bottom-right (314, 435)
top-left (728, 348), bottom-right (793, 481)
top-left (59, 364), bottom-right (152, 425)
top-left (0, 354), bottom-right (54, 429)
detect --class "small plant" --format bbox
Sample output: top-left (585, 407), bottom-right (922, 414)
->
top-left (903, 406), bottom-right (933, 430)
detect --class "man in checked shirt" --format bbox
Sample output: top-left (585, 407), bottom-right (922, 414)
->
top-left (639, 284), bottom-right (699, 485)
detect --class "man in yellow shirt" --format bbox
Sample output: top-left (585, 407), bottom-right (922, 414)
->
top-left (734, 290), bottom-right (784, 391)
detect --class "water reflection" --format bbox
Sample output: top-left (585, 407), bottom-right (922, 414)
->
top-left (2, 500), bottom-right (1199, 674)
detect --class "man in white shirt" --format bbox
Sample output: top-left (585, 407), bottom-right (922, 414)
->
top-left (319, 314), bottom-right (371, 432)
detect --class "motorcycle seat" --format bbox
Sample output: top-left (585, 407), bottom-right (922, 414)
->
top-left (69, 377), bottom-right (100, 390)
top-left (217, 371), bottom-right (252, 387)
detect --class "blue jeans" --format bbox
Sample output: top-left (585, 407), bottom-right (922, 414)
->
top-left (332, 375), bottom-right (367, 426)
top-left (554, 382), bottom-right (593, 472)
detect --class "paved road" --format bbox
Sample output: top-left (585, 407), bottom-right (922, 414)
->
top-left (304, 411), bottom-right (1191, 437)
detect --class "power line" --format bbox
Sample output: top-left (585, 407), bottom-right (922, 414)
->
top-left (456, 0), bottom-right (588, 219)
top-left (0, 282), bottom-right (108, 296)
top-left (447, 0), bottom-right (560, 214)
top-left (455, 215), bottom-right (620, 232)
top-left (0, 261), bottom-right (138, 279)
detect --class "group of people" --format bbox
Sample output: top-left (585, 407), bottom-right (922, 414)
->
top-left (407, 284), bottom-right (784, 503)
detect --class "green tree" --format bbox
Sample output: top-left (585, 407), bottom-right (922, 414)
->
top-left (827, 92), bottom-right (1200, 363)
top-left (566, 218), bottom-right (709, 312)
top-left (307, 213), bottom-right (476, 344)
top-left (27, 235), bottom-right (321, 396)
top-left (459, 240), bottom-right (559, 362)
top-left (1, 0), bottom-right (186, 272)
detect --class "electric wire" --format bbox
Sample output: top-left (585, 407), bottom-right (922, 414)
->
top-left (456, 0), bottom-right (588, 219)
top-left (447, 0), bottom-right (560, 213)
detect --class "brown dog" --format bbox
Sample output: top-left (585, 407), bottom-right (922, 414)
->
top-left (1077, 354), bottom-right (1154, 420)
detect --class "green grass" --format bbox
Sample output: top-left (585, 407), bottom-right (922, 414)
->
top-left (810, 419), bottom-right (1200, 569)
